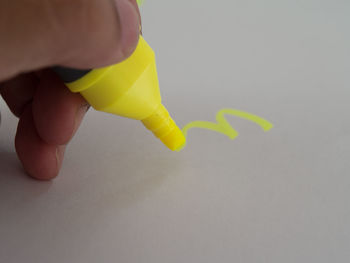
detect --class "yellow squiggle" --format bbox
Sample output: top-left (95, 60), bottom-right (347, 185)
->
top-left (179, 108), bottom-right (273, 150)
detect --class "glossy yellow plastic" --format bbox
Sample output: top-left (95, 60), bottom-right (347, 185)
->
top-left (65, 36), bottom-right (185, 151)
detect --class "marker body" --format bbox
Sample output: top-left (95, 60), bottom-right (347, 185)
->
top-left (53, 36), bottom-right (185, 151)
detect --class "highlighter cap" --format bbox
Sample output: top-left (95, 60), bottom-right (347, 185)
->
top-left (61, 36), bottom-right (185, 151)
top-left (65, 36), bottom-right (160, 120)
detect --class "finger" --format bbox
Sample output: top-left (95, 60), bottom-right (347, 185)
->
top-left (32, 70), bottom-right (89, 146)
top-left (15, 104), bottom-right (66, 180)
top-left (129, 0), bottom-right (142, 32)
top-left (0, 0), bottom-right (140, 81)
top-left (0, 73), bottom-right (38, 117)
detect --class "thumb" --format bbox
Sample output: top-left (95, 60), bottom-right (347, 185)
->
top-left (0, 0), bottom-right (140, 81)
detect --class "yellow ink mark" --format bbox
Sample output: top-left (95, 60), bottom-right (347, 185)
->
top-left (178, 108), bottom-right (273, 151)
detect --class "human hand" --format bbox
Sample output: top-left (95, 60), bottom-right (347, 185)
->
top-left (0, 0), bottom-right (141, 180)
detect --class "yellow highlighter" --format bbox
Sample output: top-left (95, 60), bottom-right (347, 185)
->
top-left (53, 36), bottom-right (185, 151)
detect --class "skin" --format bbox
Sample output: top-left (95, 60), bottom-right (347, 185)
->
top-left (0, 0), bottom-right (141, 180)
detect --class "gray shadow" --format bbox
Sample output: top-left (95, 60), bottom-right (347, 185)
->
top-left (0, 151), bottom-right (23, 177)
top-left (97, 155), bottom-right (182, 211)
top-left (0, 147), bottom-right (184, 216)
top-left (0, 151), bottom-right (52, 208)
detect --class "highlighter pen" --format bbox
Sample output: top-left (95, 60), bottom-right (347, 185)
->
top-left (53, 36), bottom-right (185, 151)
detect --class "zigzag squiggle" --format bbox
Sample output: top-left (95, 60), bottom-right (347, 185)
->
top-left (178, 108), bottom-right (274, 150)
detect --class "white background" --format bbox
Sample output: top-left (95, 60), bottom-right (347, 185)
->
top-left (1, 0), bottom-right (350, 262)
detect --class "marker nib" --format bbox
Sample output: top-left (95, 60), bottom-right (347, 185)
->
top-left (160, 126), bottom-right (186, 151)
top-left (142, 104), bottom-right (186, 151)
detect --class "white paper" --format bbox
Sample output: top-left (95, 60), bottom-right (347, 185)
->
top-left (1, 0), bottom-right (350, 262)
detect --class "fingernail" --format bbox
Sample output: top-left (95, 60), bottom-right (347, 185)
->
top-left (115, 0), bottom-right (140, 57)
top-left (56, 145), bottom-right (66, 174)
top-left (73, 103), bottom-right (90, 136)
top-left (131, 0), bottom-right (142, 34)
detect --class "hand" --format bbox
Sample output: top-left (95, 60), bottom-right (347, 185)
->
top-left (0, 0), bottom-right (141, 180)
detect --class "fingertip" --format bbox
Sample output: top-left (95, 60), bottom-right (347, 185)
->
top-left (15, 104), bottom-right (63, 180)
top-left (115, 0), bottom-right (140, 60)
top-left (56, 0), bottom-right (141, 68)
